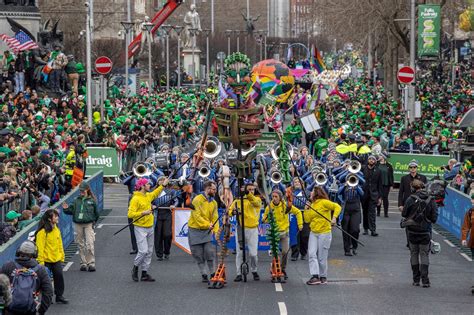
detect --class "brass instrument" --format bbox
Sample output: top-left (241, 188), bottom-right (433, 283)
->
top-left (201, 136), bottom-right (222, 159)
top-left (314, 172), bottom-right (328, 186)
top-left (269, 166), bottom-right (283, 184)
top-left (132, 162), bottom-right (153, 178)
top-left (346, 174), bottom-right (359, 187)
top-left (198, 160), bottom-right (212, 178)
top-left (348, 160), bottom-right (361, 174)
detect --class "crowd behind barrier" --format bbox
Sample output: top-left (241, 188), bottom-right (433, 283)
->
top-left (0, 171), bottom-right (103, 267)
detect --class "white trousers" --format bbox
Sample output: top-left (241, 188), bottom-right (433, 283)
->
top-left (235, 227), bottom-right (259, 275)
top-left (308, 232), bottom-right (332, 277)
top-left (133, 226), bottom-right (154, 271)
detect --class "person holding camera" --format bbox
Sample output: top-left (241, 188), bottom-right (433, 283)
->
top-left (62, 182), bottom-right (99, 272)
top-left (401, 179), bottom-right (438, 288)
top-left (228, 182), bottom-right (262, 282)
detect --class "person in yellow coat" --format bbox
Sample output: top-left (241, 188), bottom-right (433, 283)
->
top-left (64, 142), bottom-right (76, 192)
top-left (128, 177), bottom-right (169, 282)
top-left (188, 181), bottom-right (219, 283)
top-left (304, 186), bottom-right (342, 285)
top-left (228, 182), bottom-right (262, 282)
top-left (35, 209), bottom-right (68, 304)
top-left (263, 189), bottom-right (303, 280)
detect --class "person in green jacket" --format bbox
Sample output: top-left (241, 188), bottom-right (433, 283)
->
top-left (62, 182), bottom-right (99, 272)
top-left (285, 119), bottom-right (303, 146)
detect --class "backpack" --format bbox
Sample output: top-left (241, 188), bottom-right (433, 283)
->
top-left (401, 195), bottom-right (432, 230)
top-left (8, 262), bottom-right (40, 313)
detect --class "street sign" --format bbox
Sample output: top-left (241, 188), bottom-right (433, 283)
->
top-left (397, 66), bottom-right (415, 84)
top-left (95, 56), bottom-right (113, 75)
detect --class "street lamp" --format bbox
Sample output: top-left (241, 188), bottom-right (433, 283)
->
top-left (161, 24), bottom-right (172, 91)
top-left (189, 28), bottom-right (198, 86)
top-left (143, 22), bottom-right (154, 90)
top-left (261, 30), bottom-right (268, 60)
top-left (121, 21), bottom-right (135, 97)
top-left (85, 1), bottom-right (93, 127)
top-left (225, 30), bottom-right (233, 56)
top-left (173, 25), bottom-right (184, 88)
top-left (203, 29), bottom-right (211, 86)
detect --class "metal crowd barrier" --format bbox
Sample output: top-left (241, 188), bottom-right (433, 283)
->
top-left (0, 190), bottom-right (31, 223)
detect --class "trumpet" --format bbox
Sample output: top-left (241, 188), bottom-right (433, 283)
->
top-left (270, 166), bottom-right (282, 184)
top-left (346, 174), bottom-right (359, 187)
top-left (314, 172), bottom-right (328, 186)
top-left (132, 162), bottom-right (153, 178)
top-left (198, 160), bottom-right (212, 178)
top-left (348, 160), bottom-right (361, 174)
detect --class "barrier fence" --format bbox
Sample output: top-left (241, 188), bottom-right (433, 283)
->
top-left (437, 186), bottom-right (471, 239)
top-left (0, 171), bottom-right (104, 267)
top-left (0, 191), bottom-right (30, 223)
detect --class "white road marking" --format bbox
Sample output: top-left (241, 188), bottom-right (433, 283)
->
top-left (444, 240), bottom-right (456, 247)
top-left (460, 253), bottom-right (473, 262)
top-left (432, 230), bottom-right (439, 235)
top-left (278, 302), bottom-right (287, 315)
top-left (63, 262), bottom-right (73, 272)
top-left (97, 224), bottom-right (104, 229)
top-left (95, 223), bottom-right (127, 226)
top-left (275, 283), bottom-right (283, 292)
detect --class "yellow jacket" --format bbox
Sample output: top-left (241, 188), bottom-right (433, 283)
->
top-left (188, 194), bottom-right (219, 233)
top-left (128, 185), bottom-right (164, 228)
top-left (65, 149), bottom-right (76, 175)
top-left (36, 225), bottom-right (65, 265)
top-left (304, 199), bottom-right (342, 234)
top-left (263, 202), bottom-right (303, 233)
top-left (228, 193), bottom-right (262, 228)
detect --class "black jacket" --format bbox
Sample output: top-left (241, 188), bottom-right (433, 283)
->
top-left (402, 190), bottom-right (438, 243)
top-left (398, 173), bottom-right (428, 207)
top-left (362, 165), bottom-right (383, 200)
top-left (378, 162), bottom-right (394, 187)
top-left (1, 257), bottom-right (53, 314)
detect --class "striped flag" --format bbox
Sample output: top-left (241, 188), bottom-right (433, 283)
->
top-left (0, 30), bottom-right (39, 52)
top-left (309, 44), bottom-right (326, 74)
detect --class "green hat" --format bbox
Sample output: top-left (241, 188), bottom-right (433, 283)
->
top-left (6, 210), bottom-right (21, 221)
top-left (57, 125), bottom-right (64, 132)
top-left (15, 127), bottom-right (24, 133)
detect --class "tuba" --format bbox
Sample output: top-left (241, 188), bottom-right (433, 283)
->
top-left (201, 136), bottom-right (222, 159)
top-left (132, 162), bottom-right (153, 178)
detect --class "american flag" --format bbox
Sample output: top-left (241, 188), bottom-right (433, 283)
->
top-left (0, 30), bottom-right (39, 52)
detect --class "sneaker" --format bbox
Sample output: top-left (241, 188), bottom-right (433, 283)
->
top-left (300, 255), bottom-right (307, 260)
top-left (80, 265), bottom-right (87, 271)
top-left (132, 266), bottom-right (139, 282)
top-left (352, 249), bottom-right (358, 256)
top-left (320, 277), bottom-right (328, 284)
top-left (422, 283), bottom-right (430, 288)
top-left (306, 275), bottom-right (321, 285)
top-left (130, 249), bottom-right (138, 255)
top-left (412, 281), bottom-right (420, 286)
top-left (344, 251), bottom-right (353, 256)
top-left (140, 272), bottom-right (156, 282)
top-left (384, 214), bottom-right (389, 218)
top-left (363, 230), bottom-right (368, 235)
top-left (371, 231), bottom-right (379, 237)
top-left (157, 256), bottom-right (163, 261)
top-left (252, 272), bottom-right (260, 281)
top-left (234, 275), bottom-right (243, 282)
top-left (201, 274), bottom-right (209, 283)
top-left (88, 265), bottom-right (96, 272)
top-left (164, 254), bottom-right (169, 260)
top-left (283, 271), bottom-right (288, 280)
top-left (291, 257), bottom-right (298, 261)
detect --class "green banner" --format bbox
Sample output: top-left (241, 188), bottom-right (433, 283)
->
top-left (418, 4), bottom-right (441, 58)
top-left (255, 132), bottom-right (278, 153)
top-left (85, 147), bottom-right (120, 177)
top-left (388, 153), bottom-right (449, 182)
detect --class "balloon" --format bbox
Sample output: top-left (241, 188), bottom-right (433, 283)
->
top-left (250, 59), bottom-right (295, 103)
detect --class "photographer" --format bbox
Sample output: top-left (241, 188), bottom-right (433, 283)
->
top-left (402, 179), bottom-right (438, 288)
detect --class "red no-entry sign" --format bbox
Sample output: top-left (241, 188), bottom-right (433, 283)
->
top-left (95, 56), bottom-right (113, 75)
top-left (397, 66), bottom-right (415, 84)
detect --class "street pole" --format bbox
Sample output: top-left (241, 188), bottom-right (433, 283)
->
top-left (211, 0), bottom-right (215, 34)
top-left (258, 32), bottom-right (263, 61)
top-left (264, 33), bottom-right (267, 59)
top-left (203, 29), bottom-right (211, 86)
top-left (408, 0), bottom-right (416, 124)
top-left (142, 23), bottom-right (154, 90)
top-left (236, 30), bottom-right (240, 52)
top-left (174, 26), bottom-right (184, 88)
top-left (86, 0), bottom-right (93, 127)
top-left (162, 25), bottom-right (172, 91)
top-left (121, 21), bottom-right (134, 97)
top-left (190, 28), bottom-right (197, 86)
top-left (225, 30), bottom-right (232, 56)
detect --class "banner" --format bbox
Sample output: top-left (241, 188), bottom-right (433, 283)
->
top-left (255, 132), bottom-right (278, 153)
top-left (171, 207), bottom-right (300, 254)
top-left (388, 153), bottom-right (449, 182)
top-left (172, 208), bottom-right (192, 254)
top-left (418, 4), bottom-right (441, 58)
top-left (437, 187), bottom-right (471, 239)
top-left (85, 147), bottom-right (120, 177)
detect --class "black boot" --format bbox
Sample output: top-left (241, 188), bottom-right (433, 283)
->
top-left (141, 271), bottom-right (156, 282)
top-left (131, 265), bottom-right (139, 282)
top-left (411, 264), bottom-right (420, 286)
top-left (420, 264), bottom-right (430, 287)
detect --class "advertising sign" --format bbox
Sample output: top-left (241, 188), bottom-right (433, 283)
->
top-left (85, 147), bottom-right (120, 177)
top-left (388, 153), bottom-right (449, 182)
top-left (418, 4), bottom-right (441, 58)
top-left (256, 132), bottom-right (278, 153)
